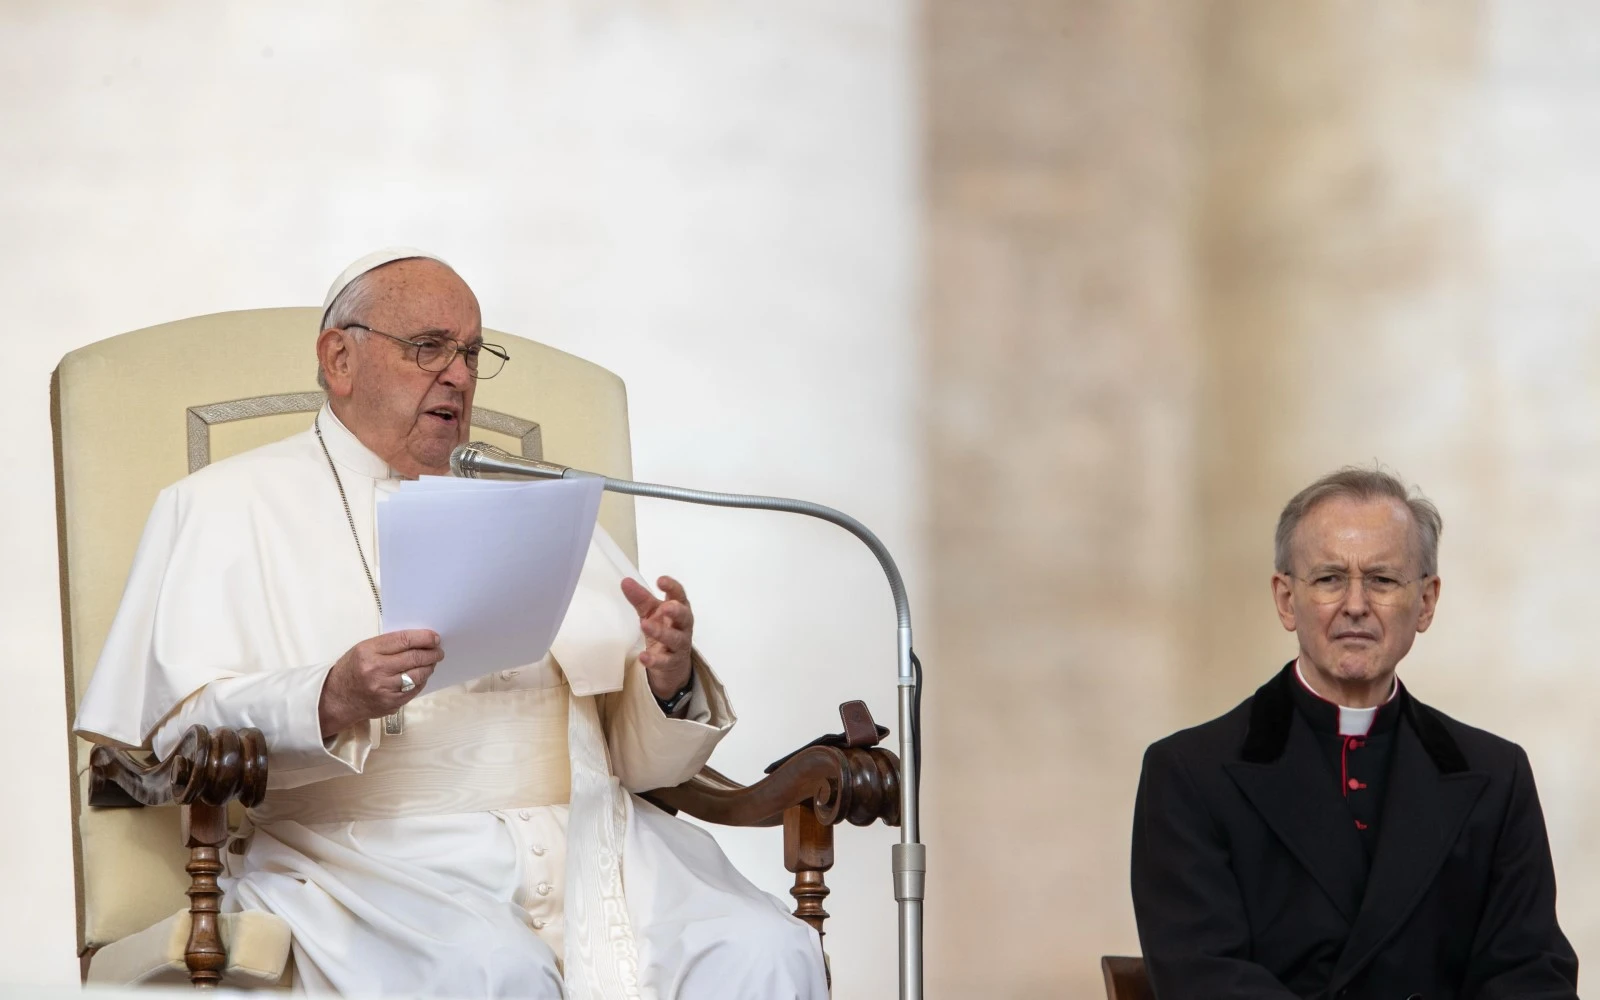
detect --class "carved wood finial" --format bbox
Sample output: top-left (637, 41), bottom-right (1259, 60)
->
top-left (790, 869), bottom-right (832, 933)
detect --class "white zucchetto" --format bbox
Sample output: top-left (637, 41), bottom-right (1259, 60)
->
top-left (321, 247), bottom-right (452, 325)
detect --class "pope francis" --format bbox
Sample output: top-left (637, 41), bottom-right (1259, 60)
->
top-left (73, 249), bottom-right (827, 999)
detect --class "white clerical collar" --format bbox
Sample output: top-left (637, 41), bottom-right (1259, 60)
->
top-left (1294, 658), bottom-right (1398, 737)
top-left (316, 402), bottom-right (401, 481)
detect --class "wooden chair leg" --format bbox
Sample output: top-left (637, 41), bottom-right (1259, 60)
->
top-left (182, 802), bottom-right (229, 987)
top-left (784, 804), bottom-right (834, 934)
top-left (784, 804), bottom-right (835, 989)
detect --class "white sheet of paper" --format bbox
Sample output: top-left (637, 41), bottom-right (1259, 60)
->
top-left (376, 476), bottom-right (605, 687)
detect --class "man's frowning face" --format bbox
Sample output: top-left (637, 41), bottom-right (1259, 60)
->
top-left (1271, 495), bottom-right (1441, 704)
top-left (317, 259), bottom-right (482, 478)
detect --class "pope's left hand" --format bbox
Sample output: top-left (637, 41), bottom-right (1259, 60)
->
top-left (621, 575), bottom-right (695, 700)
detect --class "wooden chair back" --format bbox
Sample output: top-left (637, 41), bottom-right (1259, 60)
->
top-left (1100, 955), bottom-right (1154, 1000)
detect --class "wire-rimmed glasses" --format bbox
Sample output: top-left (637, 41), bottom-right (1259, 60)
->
top-left (345, 323), bottom-right (510, 379)
top-left (1293, 571), bottom-right (1431, 606)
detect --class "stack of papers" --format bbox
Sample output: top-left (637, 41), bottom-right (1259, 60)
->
top-left (376, 475), bottom-right (605, 687)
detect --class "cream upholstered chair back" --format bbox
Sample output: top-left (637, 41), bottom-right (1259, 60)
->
top-left (56, 307), bottom-right (638, 958)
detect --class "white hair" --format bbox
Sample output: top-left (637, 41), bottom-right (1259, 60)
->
top-left (315, 270), bottom-right (378, 390)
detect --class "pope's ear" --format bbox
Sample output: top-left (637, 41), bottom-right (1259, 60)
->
top-left (317, 328), bottom-right (356, 397)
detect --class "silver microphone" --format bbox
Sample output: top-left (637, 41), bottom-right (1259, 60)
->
top-left (449, 442), bottom-right (576, 481)
top-left (447, 439), bottom-right (927, 1000)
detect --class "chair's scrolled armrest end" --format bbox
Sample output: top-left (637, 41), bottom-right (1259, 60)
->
top-left (647, 744), bottom-right (901, 830)
top-left (647, 698), bottom-right (901, 830)
top-left (87, 725), bottom-right (269, 810)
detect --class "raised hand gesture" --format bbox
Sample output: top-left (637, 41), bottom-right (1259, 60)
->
top-left (620, 575), bottom-right (695, 700)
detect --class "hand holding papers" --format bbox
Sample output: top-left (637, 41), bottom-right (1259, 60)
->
top-left (376, 475), bottom-right (605, 687)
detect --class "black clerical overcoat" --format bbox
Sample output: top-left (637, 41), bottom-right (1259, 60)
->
top-left (1131, 664), bottom-right (1577, 999)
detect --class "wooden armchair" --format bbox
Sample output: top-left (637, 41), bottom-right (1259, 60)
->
top-left (59, 308), bottom-right (900, 987)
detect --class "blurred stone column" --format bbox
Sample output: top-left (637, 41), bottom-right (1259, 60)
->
top-left (923, 3), bottom-right (1201, 995)
top-left (1191, 1), bottom-right (1487, 712)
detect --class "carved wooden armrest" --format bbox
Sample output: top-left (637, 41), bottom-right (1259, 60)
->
top-left (644, 701), bottom-right (900, 950)
top-left (87, 726), bottom-right (269, 987)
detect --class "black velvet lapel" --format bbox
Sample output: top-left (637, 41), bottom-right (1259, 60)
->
top-left (1225, 664), bottom-right (1367, 922)
top-left (1404, 695), bottom-right (1471, 775)
top-left (1327, 695), bottom-right (1487, 991)
top-left (1238, 661), bottom-right (1472, 773)
top-left (1239, 662), bottom-right (1297, 763)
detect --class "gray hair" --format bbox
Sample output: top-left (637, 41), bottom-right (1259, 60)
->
top-left (315, 270), bottom-right (378, 390)
top-left (1274, 466), bottom-right (1443, 577)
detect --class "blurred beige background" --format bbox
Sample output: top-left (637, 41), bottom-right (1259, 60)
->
top-left (927, 1), bottom-right (1600, 996)
top-left (5, 2), bottom-right (1600, 998)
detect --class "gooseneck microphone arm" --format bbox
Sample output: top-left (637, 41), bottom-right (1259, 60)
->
top-left (451, 441), bottom-right (926, 1000)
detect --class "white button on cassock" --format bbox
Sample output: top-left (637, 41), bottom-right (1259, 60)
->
top-left (531, 845), bottom-right (546, 856)
top-left (536, 882), bottom-right (552, 896)
top-left (518, 809), bottom-right (533, 821)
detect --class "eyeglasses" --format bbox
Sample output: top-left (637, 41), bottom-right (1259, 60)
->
top-left (1293, 572), bottom-right (1431, 606)
top-left (344, 324), bottom-right (510, 380)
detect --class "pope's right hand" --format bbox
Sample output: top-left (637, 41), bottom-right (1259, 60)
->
top-left (318, 629), bottom-right (444, 737)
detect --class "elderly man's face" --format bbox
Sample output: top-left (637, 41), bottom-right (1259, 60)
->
top-left (318, 259), bottom-right (482, 478)
top-left (1271, 496), bottom-right (1441, 706)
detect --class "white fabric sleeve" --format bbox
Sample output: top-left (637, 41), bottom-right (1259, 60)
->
top-left (601, 649), bottom-right (735, 793)
top-left (74, 486), bottom-right (185, 748)
top-left (149, 661), bottom-right (373, 790)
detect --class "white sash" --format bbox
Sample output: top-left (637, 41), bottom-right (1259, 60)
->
top-left (248, 685), bottom-right (571, 826)
top-left (561, 692), bottom-right (647, 1000)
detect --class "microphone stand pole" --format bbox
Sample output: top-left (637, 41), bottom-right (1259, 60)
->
top-left (452, 444), bottom-right (925, 1000)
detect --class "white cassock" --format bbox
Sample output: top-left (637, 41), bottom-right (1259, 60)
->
top-left (74, 404), bottom-right (827, 1000)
